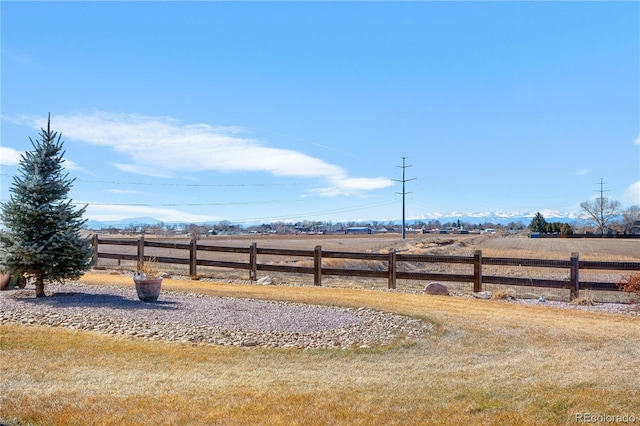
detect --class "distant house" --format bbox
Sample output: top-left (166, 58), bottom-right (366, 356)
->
top-left (325, 224), bottom-right (345, 234)
top-left (630, 220), bottom-right (640, 235)
top-left (345, 227), bottom-right (372, 235)
top-left (373, 227), bottom-right (398, 234)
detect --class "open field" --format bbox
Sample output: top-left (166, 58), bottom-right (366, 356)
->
top-left (92, 232), bottom-right (640, 260)
top-left (95, 233), bottom-right (640, 302)
top-left (1, 272), bottom-right (639, 425)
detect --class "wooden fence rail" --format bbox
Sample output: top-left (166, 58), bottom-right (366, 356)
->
top-left (91, 235), bottom-right (640, 300)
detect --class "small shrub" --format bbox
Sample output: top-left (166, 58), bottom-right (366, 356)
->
top-left (570, 297), bottom-right (596, 306)
top-left (618, 273), bottom-right (640, 303)
top-left (570, 290), bottom-right (596, 306)
top-left (491, 290), bottom-right (515, 301)
top-left (135, 257), bottom-right (161, 280)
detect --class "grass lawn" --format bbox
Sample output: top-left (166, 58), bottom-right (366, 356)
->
top-left (1, 273), bottom-right (639, 425)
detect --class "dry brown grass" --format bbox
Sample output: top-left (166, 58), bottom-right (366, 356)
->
top-left (478, 236), bottom-right (640, 261)
top-left (2, 271), bottom-right (640, 425)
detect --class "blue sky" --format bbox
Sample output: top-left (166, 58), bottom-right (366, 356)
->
top-left (1, 1), bottom-right (639, 225)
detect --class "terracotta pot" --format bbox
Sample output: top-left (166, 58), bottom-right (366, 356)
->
top-left (1, 274), bottom-right (11, 290)
top-left (0, 275), bottom-right (26, 290)
top-left (134, 278), bottom-right (162, 302)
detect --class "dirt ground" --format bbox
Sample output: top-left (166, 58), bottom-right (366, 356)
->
top-left (183, 232), bottom-right (640, 259)
top-left (95, 232), bottom-right (640, 258)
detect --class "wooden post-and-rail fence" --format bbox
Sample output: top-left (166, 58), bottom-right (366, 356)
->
top-left (91, 235), bottom-right (640, 300)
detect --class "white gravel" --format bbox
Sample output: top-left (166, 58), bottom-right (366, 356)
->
top-left (508, 297), bottom-right (640, 315)
top-left (0, 282), bottom-right (431, 349)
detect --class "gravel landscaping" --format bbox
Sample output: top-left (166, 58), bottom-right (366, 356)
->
top-left (2, 267), bottom-right (637, 351)
top-left (0, 281), bottom-right (432, 349)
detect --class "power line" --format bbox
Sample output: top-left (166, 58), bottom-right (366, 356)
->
top-left (1, 174), bottom-right (307, 188)
top-left (75, 179), bottom-right (305, 188)
top-left (70, 198), bottom-right (398, 223)
top-left (232, 200), bottom-right (398, 223)
top-left (71, 199), bottom-right (307, 207)
top-left (3, 173), bottom-right (400, 224)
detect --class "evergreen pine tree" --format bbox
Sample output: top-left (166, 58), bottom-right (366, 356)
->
top-left (0, 114), bottom-right (91, 297)
top-left (529, 212), bottom-right (547, 233)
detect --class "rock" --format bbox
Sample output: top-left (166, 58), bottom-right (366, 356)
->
top-left (538, 295), bottom-right (547, 303)
top-left (473, 291), bottom-right (493, 300)
top-left (257, 276), bottom-right (273, 285)
top-left (424, 282), bottom-right (449, 296)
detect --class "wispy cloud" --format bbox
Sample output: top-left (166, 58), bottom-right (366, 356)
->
top-left (573, 167), bottom-right (591, 176)
top-left (313, 176), bottom-right (393, 196)
top-left (80, 203), bottom-right (218, 223)
top-left (624, 181), bottom-right (640, 206)
top-left (2, 48), bottom-right (43, 69)
top-left (634, 133), bottom-right (640, 145)
top-left (64, 159), bottom-right (82, 171)
top-left (106, 189), bottom-right (142, 195)
top-left (112, 162), bottom-right (173, 178)
top-left (0, 147), bottom-right (22, 166)
top-left (11, 112), bottom-right (393, 196)
top-left (1, 144), bottom-right (81, 171)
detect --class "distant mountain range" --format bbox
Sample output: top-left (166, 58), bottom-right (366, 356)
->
top-left (84, 210), bottom-right (586, 230)
top-left (407, 210), bottom-right (585, 226)
top-left (85, 216), bottom-right (169, 230)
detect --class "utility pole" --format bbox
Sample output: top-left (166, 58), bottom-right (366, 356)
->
top-left (596, 178), bottom-right (609, 235)
top-left (393, 157), bottom-right (416, 240)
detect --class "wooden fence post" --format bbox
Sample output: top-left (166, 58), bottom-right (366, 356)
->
top-left (473, 250), bottom-right (483, 293)
top-left (314, 245), bottom-right (322, 286)
top-left (189, 238), bottom-right (198, 279)
top-left (388, 249), bottom-right (397, 289)
top-left (249, 243), bottom-right (257, 281)
top-left (570, 252), bottom-right (579, 301)
top-left (91, 234), bottom-right (99, 266)
top-left (137, 236), bottom-right (145, 270)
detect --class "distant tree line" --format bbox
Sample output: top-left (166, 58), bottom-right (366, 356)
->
top-left (528, 213), bottom-right (574, 236)
top-left (529, 201), bottom-right (640, 236)
top-left (89, 218), bottom-right (531, 236)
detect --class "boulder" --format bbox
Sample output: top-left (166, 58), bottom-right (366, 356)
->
top-left (257, 276), bottom-right (274, 285)
top-left (424, 282), bottom-right (449, 296)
